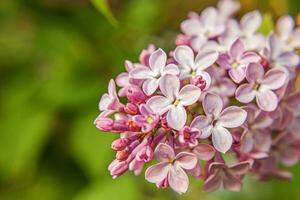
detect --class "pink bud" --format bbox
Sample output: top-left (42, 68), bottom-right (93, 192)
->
top-left (191, 75), bottom-right (207, 90)
top-left (123, 103), bottom-right (139, 115)
top-left (136, 145), bottom-right (154, 162)
top-left (111, 138), bottom-right (129, 151)
top-left (126, 86), bottom-right (147, 104)
top-left (95, 117), bottom-right (113, 131)
top-left (108, 160), bottom-right (128, 179)
top-left (116, 149), bottom-right (129, 160)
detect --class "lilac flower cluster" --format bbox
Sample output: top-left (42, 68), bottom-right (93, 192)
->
top-left (95, 0), bottom-right (300, 194)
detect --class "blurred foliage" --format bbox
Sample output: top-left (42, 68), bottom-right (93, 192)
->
top-left (0, 0), bottom-right (300, 200)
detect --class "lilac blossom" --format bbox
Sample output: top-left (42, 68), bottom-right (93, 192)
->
top-left (130, 48), bottom-right (179, 95)
top-left (173, 45), bottom-right (218, 89)
top-left (132, 104), bottom-right (159, 133)
top-left (217, 38), bottom-right (260, 83)
top-left (261, 34), bottom-right (299, 72)
top-left (95, 0), bottom-right (300, 194)
top-left (203, 161), bottom-right (250, 192)
top-left (191, 93), bottom-right (247, 153)
top-left (147, 75), bottom-right (201, 130)
top-left (181, 7), bottom-right (225, 51)
top-left (145, 143), bottom-right (197, 194)
top-left (235, 63), bottom-right (287, 111)
top-left (276, 15), bottom-right (300, 51)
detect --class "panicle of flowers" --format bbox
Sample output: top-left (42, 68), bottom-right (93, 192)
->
top-left (95, 0), bottom-right (300, 194)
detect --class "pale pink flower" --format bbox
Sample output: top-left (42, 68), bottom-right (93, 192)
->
top-left (217, 0), bottom-right (240, 20)
top-left (174, 45), bottom-right (219, 89)
top-left (191, 93), bottom-right (247, 153)
top-left (147, 75), bottom-right (201, 130)
top-left (227, 10), bottom-right (265, 51)
top-left (276, 15), bottom-right (300, 51)
top-left (178, 126), bottom-right (201, 147)
top-left (217, 38), bottom-right (260, 83)
top-left (262, 34), bottom-right (299, 71)
top-left (235, 63), bottom-right (287, 111)
top-left (132, 104), bottom-right (159, 133)
top-left (99, 79), bottom-right (121, 111)
top-left (203, 161), bottom-right (250, 192)
top-left (181, 7), bottom-right (225, 51)
top-left (240, 105), bottom-right (273, 153)
top-left (130, 48), bottom-right (179, 95)
top-left (145, 143), bottom-right (198, 194)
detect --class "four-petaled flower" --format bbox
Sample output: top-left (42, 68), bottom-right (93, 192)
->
top-left (147, 75), bottom-right (201, 130)
top-left (130, 48), bottom-right (179, 95)
top-left (174, 45), bottom-right (219, 90)
top-left (235, 63), bottom-right (287, 111)
top-left (203, 161), bottom-right (250, 192)
top-left (132, 104), bottom-right (159, 133)
top-left (145, 143), bottom-right (198, 194)
top-left (191, 93), bottom-right (247, 153)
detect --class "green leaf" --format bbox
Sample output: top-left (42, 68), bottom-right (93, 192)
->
top-left (91, 0), bottom-right (118, 27)
top-left (258, 13), bottom-right (274, 36)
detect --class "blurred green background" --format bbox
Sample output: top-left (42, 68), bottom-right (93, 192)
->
top-left (0, 0), bottom-right (300, 199)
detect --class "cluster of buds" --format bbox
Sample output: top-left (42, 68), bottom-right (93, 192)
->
top-left (94, 0), bottom-right (300, 194)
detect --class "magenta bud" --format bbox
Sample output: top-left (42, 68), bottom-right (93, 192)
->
top-left (126, 86), bottom-right (147, 104)
top-left (95, 117), bottom-right (113, 131)
top-left (116, 149), bottom-right (129, 160)
top-left (124, 103), bottom-right (139, 115)
top-left (191, 75), bottom-right (207, 90)
top-left (136, 145), bottom-right (154, 162)
top-left (111, 138), bottom-right (129, 151)
top-left (108, 160), bottom-right (128, 179)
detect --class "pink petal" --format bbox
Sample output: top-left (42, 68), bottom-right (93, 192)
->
top-left (178, 85), bottom-right (201, 106)
top-left (203, 172), bottom-right (222, 192)
top-left (145, 162), bottom-right (170, 183)
top-left (246, 63), bottom-right (264, 83)
top-left (256, 90), bottom-right (278, 111)
top-left (149, 48), bottom-right (167, 74)
top-left (235, 84), bottom-right (256, 103)
top-left (192, 144), bottom-right (215, 160)
top-left (203, 93), bottom-right (223, 117)
top-left (116, 72), bottom-right (129, 87)
top-left (130, 66), bottom-right (153, 79)
top-left (154, 143), bottom-right (175, 161)
top-left (212, 126), bottom-right (233, 153)
top-left (229, 39), bottom-right (245, 59)
top-left (167, 106), bottom-right (187, 130)
top-left (175, 152), bottom-right (198, 170)
top-left (262, 69), bottom-right (287, 90)
top-left (195, 51), bottom-right (219, 70)
top-left (240, 52), bottom-right (260, 64)
top-left (168, 166), bottom-right (189, 194)
top-left (218, 106), bottom-right (247, 128)
top-left (195, 71), bottom-right (212, 90)
top-left (276, 15), bottom-right (294, 40)
top-left (190, 115), bottom-right (213, 138)
top-left (181, 19), bottom-right (202, 35)
top-left (223, 171), bottom-right (242, 192)
top-left (253, 131), bottom-right (272, 152)
top-left (229, 161), bottom-right (250, 175)
top-left (277, 52), bottom-right (299, 68)
top-left (162, 64), bottom-right (180, 76)
top-left (142, 78), bottom-right (159, 95)
top-left (159, 75), bottom-right (180, 100)
top-left (241, 10), bottom-right (262, 34)
top-left (174, 45), bottom-right (194, 69)
top-left (99, 93), bottom-right (111, 111)
top-left (289, 117), bottom-right (300, 139)
top-left (229, 67), bottom-right (246, 83)
top-left (147, 96), bottom-right (171, 115)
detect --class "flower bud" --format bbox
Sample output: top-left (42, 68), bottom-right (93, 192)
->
top-left (95, 117), bottom-right (113, 131)
top-left (126, 86), bottom-right (147, 104)
top-left (116, 149), bottom-right (129, 160)
top-left (108, 160), bottom-right (128, 179)
top-left (123, 103), bottom-right (139, 115)
top-left (191, 75), bottom-right (207, 90)
top-left (111, 138), bottom-right (129, 151)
